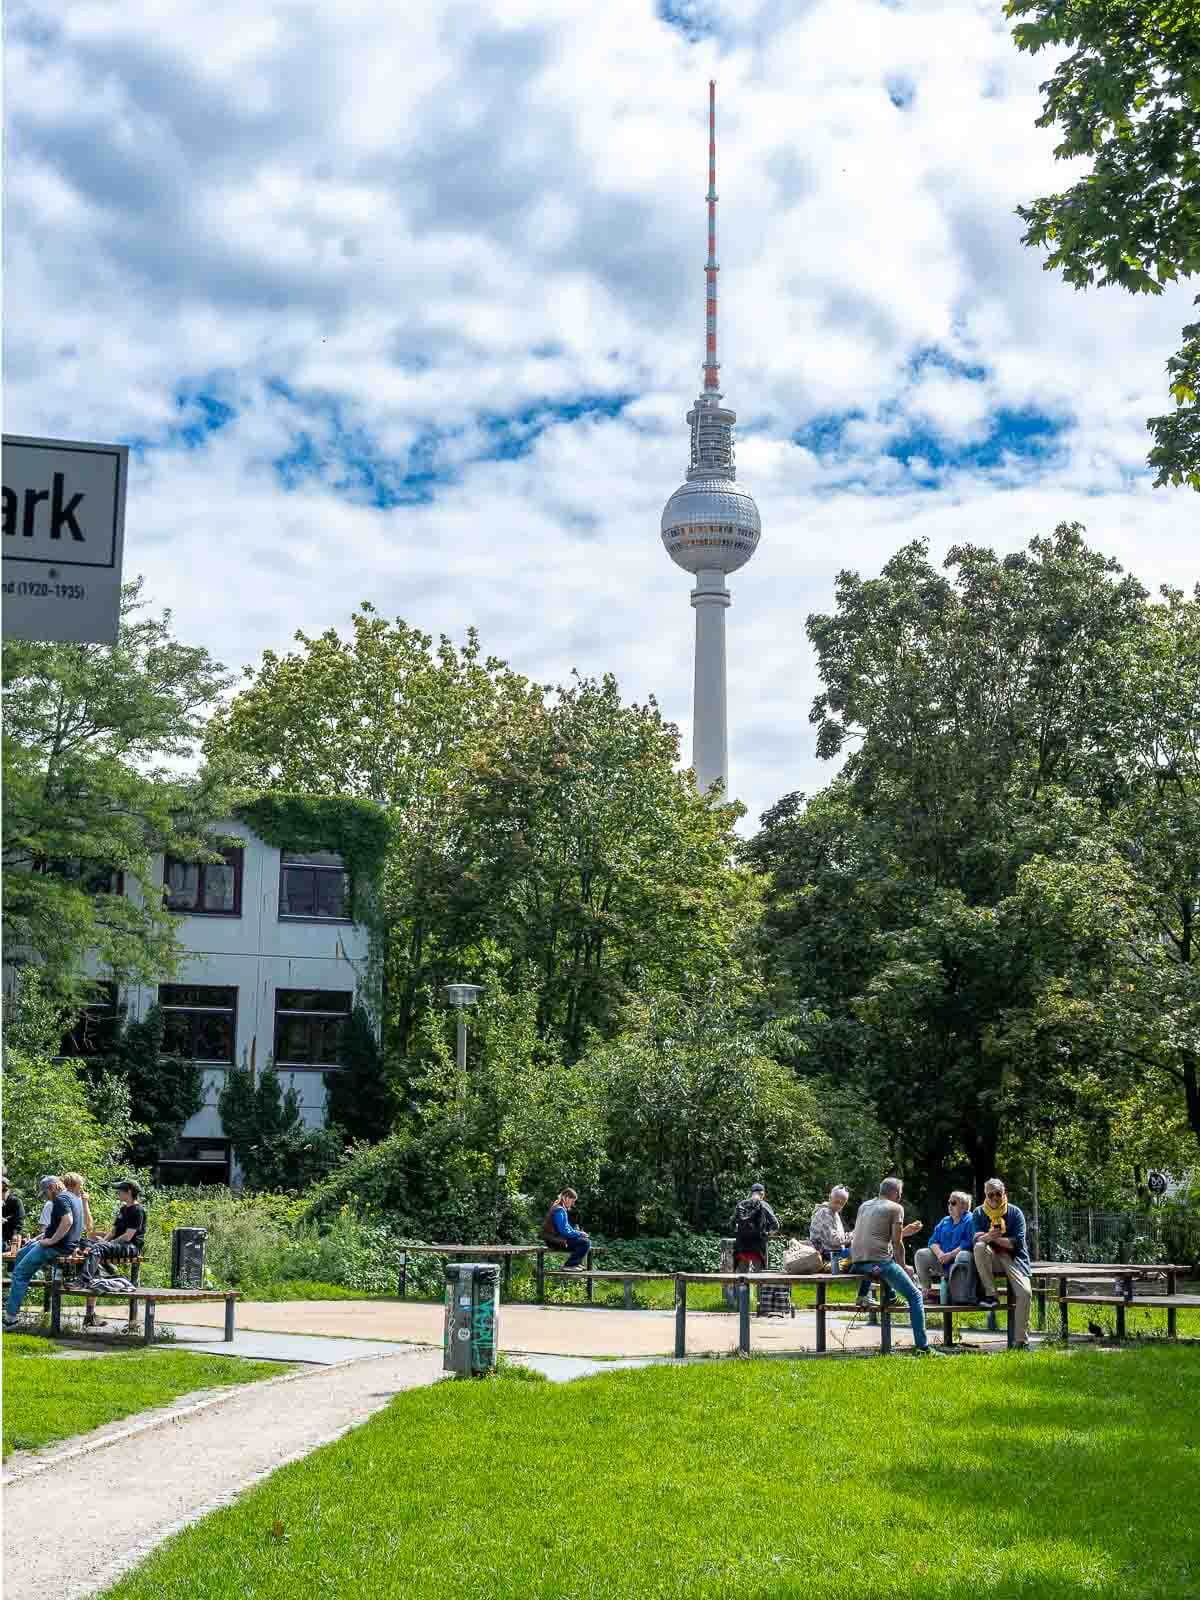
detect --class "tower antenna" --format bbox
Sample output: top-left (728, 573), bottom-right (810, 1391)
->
top-left (704, 79), bottom-right (720, 394)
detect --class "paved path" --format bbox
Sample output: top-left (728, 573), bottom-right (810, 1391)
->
top-left (157, 1297), bottom-right (1010, 1356)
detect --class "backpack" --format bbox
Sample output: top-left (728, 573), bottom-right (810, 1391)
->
top-left (733, 1198), bottom-right (768, 1255)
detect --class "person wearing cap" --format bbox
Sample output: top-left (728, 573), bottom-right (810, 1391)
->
top-left (83, 1181), bottom-right (147, 1330)
top-left (2, 1177), bottom-right (25, 1255)
top-left (3, 1177), bottom-right (74, 1329)
top-left (730, 1182), bottom-right (780, 1273)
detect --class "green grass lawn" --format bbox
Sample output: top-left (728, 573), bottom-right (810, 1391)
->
top-left (3, 1335), bottom-right (286, 1458)
top-left (102, 1345), bottom-right (1198, 1600)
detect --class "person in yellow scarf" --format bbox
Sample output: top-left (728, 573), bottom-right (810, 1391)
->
top-left (971, 1178), bottom-right (1033, 1348)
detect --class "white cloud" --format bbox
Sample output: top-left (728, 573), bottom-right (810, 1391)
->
top-left (4, 0), bottom-right (1196, 832)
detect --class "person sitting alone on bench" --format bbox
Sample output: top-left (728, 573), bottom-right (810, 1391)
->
top-left (3, 1176), bottom-right (80, 1330)
top-left (731, 1182), bottom-right (779, 1273)
top-left (83, 1180), bottom-right (147, 1330)
top-left (543, 1188), bottom-right (591, 1270)
top-left (914, 1191), bottom-right (977, 1302)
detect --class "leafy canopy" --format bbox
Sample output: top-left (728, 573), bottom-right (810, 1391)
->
top-left (1006, 0), bottom-right (1200, 487)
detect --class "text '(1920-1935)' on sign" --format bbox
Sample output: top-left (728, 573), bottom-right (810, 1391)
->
top-left (2, 434), bottom-right (129, 644)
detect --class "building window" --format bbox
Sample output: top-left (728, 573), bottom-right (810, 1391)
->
top-left (159, 985), bottom-right (237, 1063)
top-left (60, 982), bottom-right (123, 1059)
top-left (279, 850), bottom-right (350, 921)
top-left (157, 1139), bottom-right (232, 1187)
top-left (163, 848), bottom-right (243, 915)
top-left (274, 989), bottom-right (352, 1067)
top-left (36, 859), bottom-right (125, 897)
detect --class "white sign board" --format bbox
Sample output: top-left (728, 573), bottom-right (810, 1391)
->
top-left (2, 434), bottom-right (129, 644)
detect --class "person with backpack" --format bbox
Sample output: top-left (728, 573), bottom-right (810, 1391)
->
top-left (731, 1182), bottom-right (779, 1272)
top-left (542, 1188), bottom-right (591, 1270)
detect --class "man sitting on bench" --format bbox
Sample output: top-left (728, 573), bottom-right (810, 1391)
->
top-left (3, 1176), bottom-right (78, 1330)
top-left (849, 1177), bottom-right (941, 1356)
top-left (971, 1177), bottom-right (1032, 1350)
top-left (543, 1188), bottom-right (591, 1270)
top-left (83, 1179), bottom-right (147, 1330)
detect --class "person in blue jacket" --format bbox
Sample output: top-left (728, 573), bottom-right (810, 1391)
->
top-left (913, 1191), bottom-right (977, 1301)
top-left (542, 1188), bottom-right (591, 1269)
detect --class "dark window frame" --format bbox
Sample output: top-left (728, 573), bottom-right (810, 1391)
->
top-left (163, 847), bottom-right (244, 917)
top-left (277, 850), bottom-right (352, 924)
top-left (273, 987), bottom-right (352, 1069)
top-left (59, 981), bottom-right (123, 1059)
top-left (158, 984), bottom-right (238, 1065)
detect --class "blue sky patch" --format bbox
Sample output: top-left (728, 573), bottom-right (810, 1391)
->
top-left (657, 1), bottom-right (717, 41)
top-left (884, 408), bottom-right (1068, 472)
top-left (886, 75), bottom-right (916, 110)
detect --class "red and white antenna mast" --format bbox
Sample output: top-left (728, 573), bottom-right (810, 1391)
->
top-left (703, 78), bottom-right (720, 394)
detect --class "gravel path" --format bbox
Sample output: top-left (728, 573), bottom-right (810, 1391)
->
top-left (3, 1347), bottom-right (444, 1600)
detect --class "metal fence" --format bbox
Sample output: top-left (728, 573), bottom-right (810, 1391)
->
top-left (1035, 1206), bottom-right (1200, 1268)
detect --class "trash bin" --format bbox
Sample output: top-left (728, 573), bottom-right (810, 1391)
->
top-left (443, 1262), bottom-right (500, 1376)
top-left (170, 1227), bottom-right (207, 1289)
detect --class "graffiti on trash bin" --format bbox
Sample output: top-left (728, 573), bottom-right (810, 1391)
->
top-left (471, 1295), bottom-right (495, 1371)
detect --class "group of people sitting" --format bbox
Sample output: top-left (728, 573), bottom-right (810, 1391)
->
top-left (2, 1171), bottom-right (147, 1332)
top-left (733, 1174), bottom-right (1032, 1355)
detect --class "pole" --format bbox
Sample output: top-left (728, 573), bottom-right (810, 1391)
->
top-left (1030, 1165), bottom-right (1040, 1261)
top-left (456, 1014), bottom-right (467, 1107)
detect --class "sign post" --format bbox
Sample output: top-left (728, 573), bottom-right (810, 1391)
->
top-left (2, 434), bottom-right (129, 644)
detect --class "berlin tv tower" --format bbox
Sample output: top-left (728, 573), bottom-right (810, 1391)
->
top-left (661, 80), bottom-right (761, 797)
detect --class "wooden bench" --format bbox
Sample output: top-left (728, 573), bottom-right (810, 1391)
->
top-left (542, 1268), bottom-right (673, 1309)
top-left (50, 1283), bottom-right (240, 1345)
top-left (1052, 1291), bottom-right (1196, 1342)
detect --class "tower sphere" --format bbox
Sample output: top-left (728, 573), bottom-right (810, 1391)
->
top-left (661, 472), bottom-right (761, 575)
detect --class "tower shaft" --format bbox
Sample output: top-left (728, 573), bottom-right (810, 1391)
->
top-left (704, 78), bottom-right (720, 395)
top-left (691, 570), bottom-right (730, 794)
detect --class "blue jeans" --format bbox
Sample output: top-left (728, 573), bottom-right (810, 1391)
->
top-left (565, 1238), bottom-right (590, 1268)
top-left (857, 1259), bottom-right (928, 1349)
top-left (5, 1243), bottom-right (63, 1320)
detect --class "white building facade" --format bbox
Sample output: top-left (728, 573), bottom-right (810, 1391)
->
top-left (81, 816), bottom-right (374, 1185)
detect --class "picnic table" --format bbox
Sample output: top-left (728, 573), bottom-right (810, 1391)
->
top-left (1028, 1262), bottom-right (1192, 1340)
top-left (397, 1243), bottom-right (605, 1299)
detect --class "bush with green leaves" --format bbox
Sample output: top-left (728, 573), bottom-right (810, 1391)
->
top-left (86, 1004), bottom-right (203, 1168)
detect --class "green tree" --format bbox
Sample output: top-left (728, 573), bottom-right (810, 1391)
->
top-left (450, 673), bottom-right (758, 1057)
top-left (1006, 0), bottom-right (1200, 487)
top-left (584, 989), bottom-right (828, 1235)
top-left (3, 580), bottom-right (233, 998)
top-left (87, 1005), bottom-right (204, 1169)
top-left (323, 1006), bottom-right (395, 1144)
top-left (203, 607), bottom-right (542, 1055)
top-left (217, 1060), bottom-right (341, 1190)
top-left (753, 527), bottom-right (1160, 1205)
top-left (1, 974), bottom-right (135, 1199)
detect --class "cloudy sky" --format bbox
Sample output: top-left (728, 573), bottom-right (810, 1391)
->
top-left (6, 0), bottom-right (1197, 829)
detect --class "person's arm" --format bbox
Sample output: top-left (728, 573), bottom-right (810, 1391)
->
top-left (111, 1226), bottom-right (137, 1243)
top-left (929, 1222), bottom-right (947, 1262)
top-left (763, 1202), bottom-right (780, 1235)
top-left (891, 1210), bottom-right (907, 1269)
top-left (552, 1206), bottom-right (583, 1241)
top-left (43, 1210), bottom-right (72, 1248)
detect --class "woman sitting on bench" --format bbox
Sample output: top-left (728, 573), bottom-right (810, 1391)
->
top-left (542, 1188), bottom-right (591, 1270)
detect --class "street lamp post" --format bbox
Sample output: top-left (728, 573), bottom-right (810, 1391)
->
top-left (444, 982), bottom-right (483, 1100)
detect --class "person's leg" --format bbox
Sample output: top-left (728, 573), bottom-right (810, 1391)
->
top-left (1002, 1262), bottom-right (1032, 1344)
top-left (565, 1238), bottom-right (590, 1269)
top-left (5, 1244), bottom-right (53, 1321)
top-left (878, 1261), bottom-right (928, 1349)
top-left (914, 1248), bottom-right (936, 1292)
top-left (973, 1240), bottom-right (998, 1302)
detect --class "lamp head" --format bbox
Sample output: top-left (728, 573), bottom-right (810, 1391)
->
top-left (444, 982), bottom-right (483, 1008)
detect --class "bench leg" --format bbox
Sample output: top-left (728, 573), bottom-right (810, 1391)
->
top-left (503, 1254), bottom-right (512, 1296)
top-left (144, 1299), bottom-right (156, 1346)
top-left (397, 1256), bottom-right (407, 1299)
top-left (738, 1281), bottom-right (751, 1356)
top-left (586, 1251), bottom-right (594, 1303)
top-left (50, 1285), bottom-right (62, 1337)
top-left (1115, 1301), bottom-right (1126, 1340)
top-left (880, 1305), bottom-right (892, 1355)
top-left (536, 1249), bottom-right (545, 1304)
top-left (816, 1280), bottom-right (826, 1354)
top-left (674, 1277), bottom-right (687, 1360)
top-left (1006, 1302), bottom-right (1015, 1349)
top-left (623, 1278), bottom-right (633, 1311)
top-left (129, 1258), bottom-right (141, 1325)
top-left (225, 1296), bottom-right (236, 1342)
top-left (942, 1309), bottom-right (954, 1348)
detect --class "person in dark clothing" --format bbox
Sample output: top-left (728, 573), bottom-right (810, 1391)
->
top-left (84, 1181), bottom-right (147, 1330)
top-left (2, 1178), bottom-right (25, 1254)
top-left (731, 1182), bottom-right (779, 1272)
top-left (542, 1188), bottom-right (591, 1269)
top-left (4, 1177), bottom-right (73, 1328)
